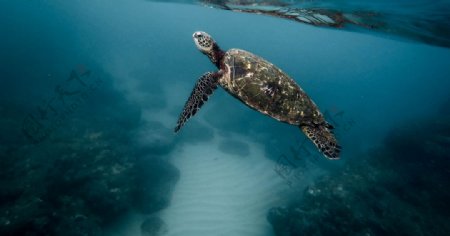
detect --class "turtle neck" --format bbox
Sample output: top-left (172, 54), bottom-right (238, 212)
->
top-left (207, 43), bottom-right (225, 69)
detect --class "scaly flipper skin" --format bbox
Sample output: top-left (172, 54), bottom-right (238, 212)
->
top-left (301, 124), bottom-right (341, 159)
top-left (175, 72), bottom-right (219, 132)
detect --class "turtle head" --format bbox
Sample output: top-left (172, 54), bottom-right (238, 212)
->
top-left (193, 31), bottom-right (215, 54)
top-left (193, 31), bottom-right (224, 68)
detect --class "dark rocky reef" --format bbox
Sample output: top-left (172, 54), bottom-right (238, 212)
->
top-left (134, 155), bottom-right (180, 214)
top-left (268, 106), bottom-right (450, 236)
top-left (0, 68), bottom-right (180, 235)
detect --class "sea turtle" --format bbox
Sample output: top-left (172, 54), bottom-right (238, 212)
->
top-left (175, 31), bottom-right (341, 159)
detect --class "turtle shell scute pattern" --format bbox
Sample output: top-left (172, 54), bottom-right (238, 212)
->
top-left (220, 49), bottom-right (323, 125)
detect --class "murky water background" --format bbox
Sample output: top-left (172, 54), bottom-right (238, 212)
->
top-left (1, 0), bottom-right (449, 235)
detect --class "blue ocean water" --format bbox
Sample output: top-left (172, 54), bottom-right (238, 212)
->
top-left (1, 0), bottom-right (450, 235)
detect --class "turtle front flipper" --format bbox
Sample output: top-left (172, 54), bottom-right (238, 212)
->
top-left (175, 72), bottom-right (219, 132)
top-left (301, 124), bottom-right (341, 159)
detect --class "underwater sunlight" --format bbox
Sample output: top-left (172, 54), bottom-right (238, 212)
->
top-left (1, 0), bottom-right (449, 235)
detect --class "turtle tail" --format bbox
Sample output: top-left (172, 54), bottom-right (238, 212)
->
top-left (300, 123), bottom-right (341, 159)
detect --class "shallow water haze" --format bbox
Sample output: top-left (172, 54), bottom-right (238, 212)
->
top-left (1, 0), bottom-right (450, 235)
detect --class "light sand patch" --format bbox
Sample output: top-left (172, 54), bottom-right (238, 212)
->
top-left (159, 135), bottom-right (288, 236)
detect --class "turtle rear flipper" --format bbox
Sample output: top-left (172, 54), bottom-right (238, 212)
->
top-left (301, 124), bottom-right (341, 159)
top-left (175, 72), bottom-right (219, 132)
